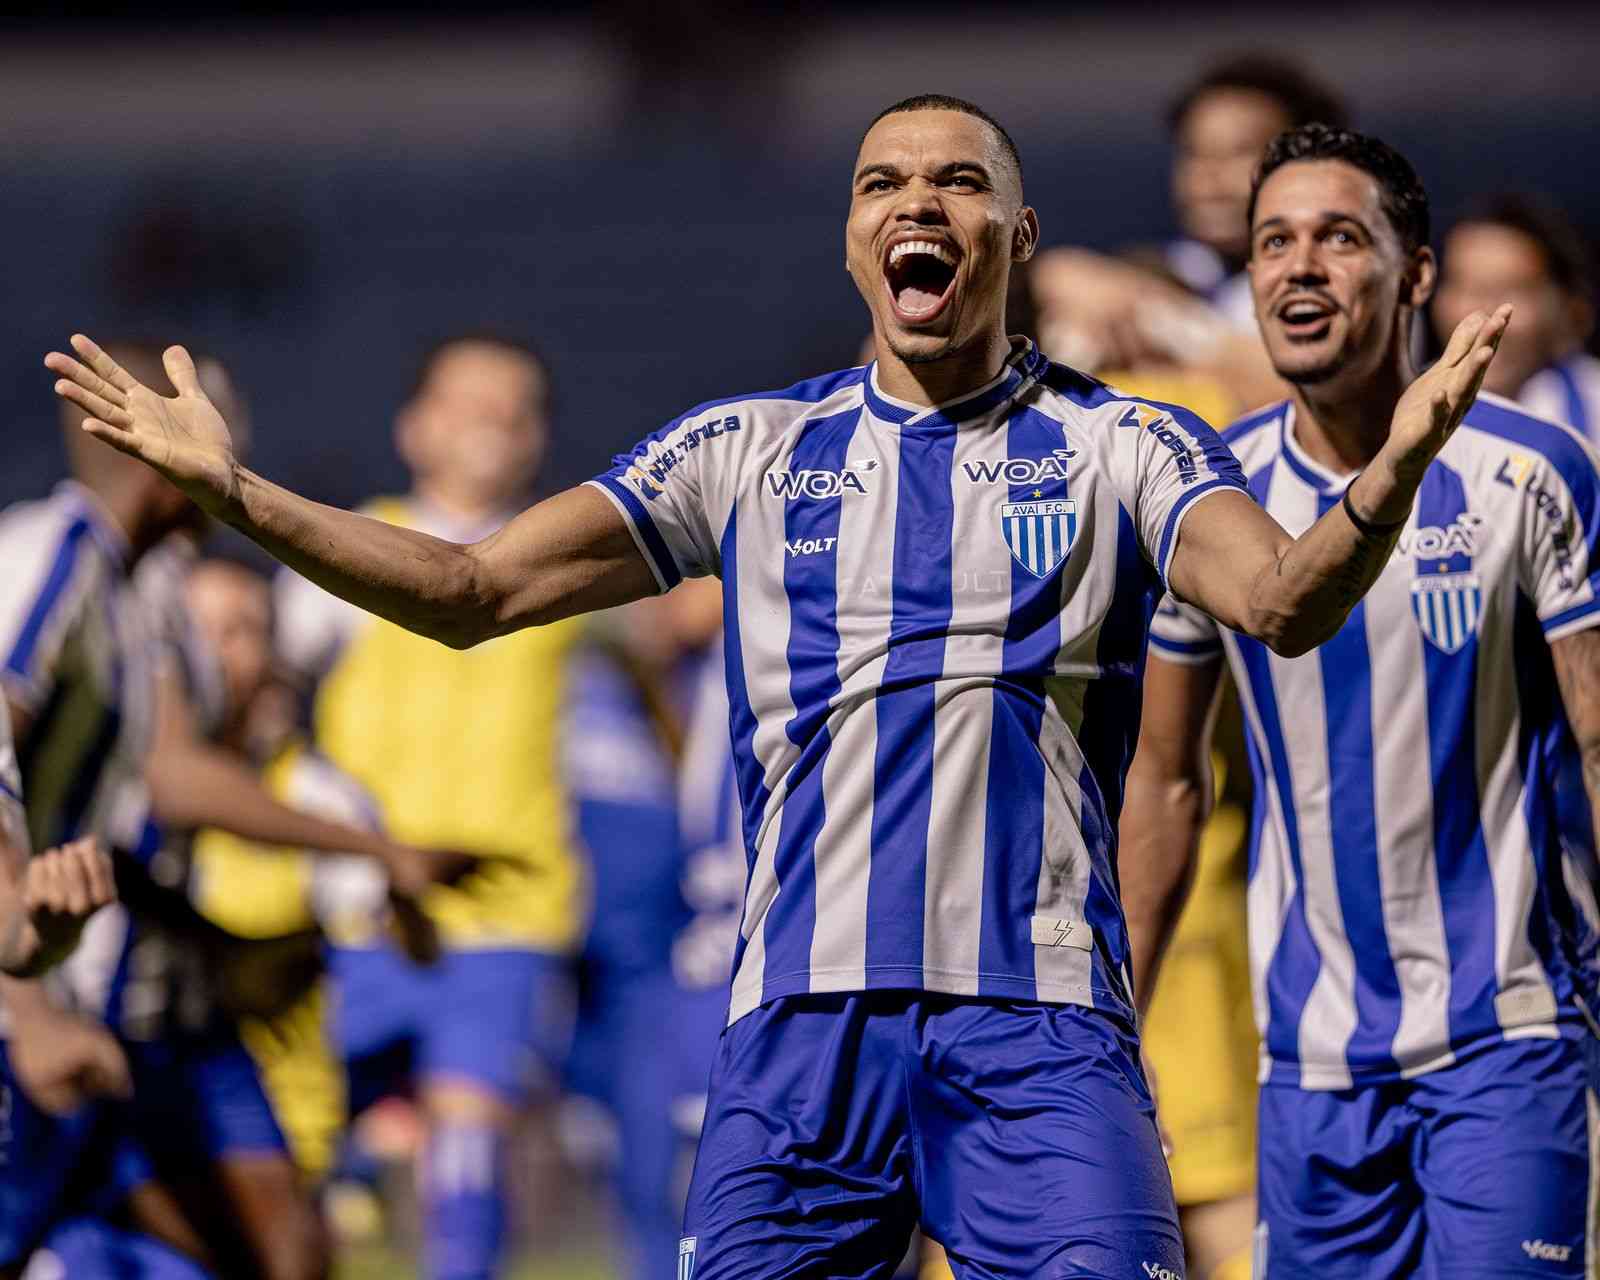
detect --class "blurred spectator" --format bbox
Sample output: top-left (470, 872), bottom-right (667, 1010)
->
top-left (559, 579), bottom-right (721, 1280)
top-left (276, 334), bottom-right (582, 1280)
top-left (1434, 192), bottom-right (1599, 438)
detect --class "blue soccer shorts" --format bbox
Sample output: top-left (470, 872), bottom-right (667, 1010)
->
top-left (680, 991), bottom-right (1183, 1280)
top-left (1256, 1030), bottom-right (1600, 1278)
top-left (331, 945), bottom-right (571, 1109)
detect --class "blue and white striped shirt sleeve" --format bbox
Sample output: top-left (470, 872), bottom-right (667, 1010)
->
top-left (1110, 401), bottom-right (1249, 589)
top-left (0, 698), bottom-right (26, 853)
top-left (1147, 591), bottom-right (1223, 664)
top-left (586, 407), bottom-right (738, 593)
top-left (1521, 431), bottom-right (1600, 642)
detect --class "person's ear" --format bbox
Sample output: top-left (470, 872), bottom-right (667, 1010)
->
top-left (1405, 245), bottom-right (1438, 311)
top-left (1014, 207), bottom-right (1040, 263)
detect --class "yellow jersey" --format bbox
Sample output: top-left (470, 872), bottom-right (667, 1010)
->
top-left (274, 496), bottom-right (584, 952)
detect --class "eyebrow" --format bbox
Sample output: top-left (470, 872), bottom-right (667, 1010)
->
top-left (1255, 211), bottom-right (1375, 237)
top-left (853, 160), bottom-right (995, 186)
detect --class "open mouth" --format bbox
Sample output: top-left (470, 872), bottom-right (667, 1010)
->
top-left (1276, 295), bottom-right (1337, 342)
top-left (882, 239), bottom-right (959, 325)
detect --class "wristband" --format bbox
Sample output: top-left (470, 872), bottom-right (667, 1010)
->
top-left (1341, 486), bottom-right (1407, 538)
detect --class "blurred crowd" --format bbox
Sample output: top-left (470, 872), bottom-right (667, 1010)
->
top-left (1, 43), bottom-right (1596, 1280)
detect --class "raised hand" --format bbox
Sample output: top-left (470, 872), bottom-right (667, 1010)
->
top-left (45, 335), bottom-right (238, 514)
top-left (1386, 304), bottom-right (1512, 479)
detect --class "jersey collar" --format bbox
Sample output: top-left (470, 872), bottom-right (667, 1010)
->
top-left (862, 337), bottom-right (1047, 430)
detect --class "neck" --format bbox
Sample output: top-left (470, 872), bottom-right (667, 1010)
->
top-left (872, 327), bottom-right (1013, 407)
top-left (1288, 342), bottom-right (1416, 477)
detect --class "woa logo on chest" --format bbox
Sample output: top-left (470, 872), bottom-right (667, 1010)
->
top-left (763, 457), bottom-right (878, 500)
top-left (1402, 511), bottom-right (1484, 655)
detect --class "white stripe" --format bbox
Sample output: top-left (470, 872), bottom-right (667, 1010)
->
top-left (1035, 683), bottom-right (1094, 1001)
top-left (807, 414), bottom-right (888, 992)
top-left (1364, 583), bottom-right (1455, 1074)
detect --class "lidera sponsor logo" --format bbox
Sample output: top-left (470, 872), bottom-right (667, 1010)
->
top-left (1522, 1239), bottom-right (1572, 1263)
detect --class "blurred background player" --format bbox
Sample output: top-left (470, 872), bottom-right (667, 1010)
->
top-left (1031, 52), bottom-right (1349, 406)
top-left (559, 579), bottom-right (721, 1280)
top-left (275, 334), bottom-right (582, 1280)
top-left (1434, 192), bottom-right (1600, 441)
top-left (183, 556), bottom-right (389, 1190)
top-left (0, 343), bottom-right (460, 1280)
top-left (1132, 124), bottom-right (1600, 1276)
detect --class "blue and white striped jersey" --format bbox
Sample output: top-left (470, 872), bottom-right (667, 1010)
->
top-left (590, 340), bottom-right (1247, 1024)
top-left (1150, 394), bottom-right (1600, 1089)
top-left (0, 698), bottom-right (24, 855)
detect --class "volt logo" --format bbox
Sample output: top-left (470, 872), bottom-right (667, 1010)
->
top-left (1142, 1263), bottom-right (1182, 1280)
top-left (962, 448), bottom-right (1075, 485)
top-left (764, 458), bottom-right (878, 500)
top-left (786, 536), bottom-right (838, 558)
top-left (1521, 1240), bottom-right (1572, 1263)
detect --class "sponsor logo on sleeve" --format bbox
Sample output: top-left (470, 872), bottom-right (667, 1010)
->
top-left (1119, 404), bottom-right (1199, 485)
top-left (625, 416), bottom-right (741, 499)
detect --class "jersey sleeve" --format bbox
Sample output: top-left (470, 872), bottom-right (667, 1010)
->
top-left (586, 405), bottom-right (742, 591)
top-left (1147, 592), bottom-right (1224, 665)
top-left (0, 696), bottom-right (27, 855)
top-left (274, 566), bottom-right (363, 683)
top-left (0, 518), bottom-right (98, 715)
top-left (1519, 429), bottom-right (1600, 642)
top-left (1104, 400), bottom-right (1249, 588)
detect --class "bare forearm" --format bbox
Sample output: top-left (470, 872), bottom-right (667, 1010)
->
top-left (214, 467), bottom-right (493, 647)
top-left (1244, 452), bottom-right (1423, 656)
top-left (1122, 774), bottom-right (1211, 1015)
top-left (147, 740), bottom-right (390, 862)
top-left (0, 971), bottom-right (56, 1018)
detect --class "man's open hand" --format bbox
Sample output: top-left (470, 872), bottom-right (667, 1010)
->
top-left (46, 336), bottom-right (238, 515)
top-left (1384, 304), bottom-right (1512, 481)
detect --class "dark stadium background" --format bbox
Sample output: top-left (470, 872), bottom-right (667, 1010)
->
top-left (3, 2), bottom-right (1597, 514)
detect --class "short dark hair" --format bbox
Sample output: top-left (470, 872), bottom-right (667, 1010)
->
top-left (407, 332), bottom-right (548, 404)
top-left (1168, 53), bottom-right (1350, 133)
top-left (1249, 123), bottom-right (1430, 254)
top-left (865, 94), bottom-right (1024, 192)
top-left (1451, 192), bottom-right (1595, 297)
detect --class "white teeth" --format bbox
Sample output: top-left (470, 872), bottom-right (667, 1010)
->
top-left (888, 240), bottom-right (956, 267)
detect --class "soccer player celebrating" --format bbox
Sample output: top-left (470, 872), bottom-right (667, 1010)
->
top-left (1434, 192), bottom-right (1600, 442)
top-left (48, 96), bottom-right (1507, 1278)
top-left (1126, 124), bottom-right (1599, 1276)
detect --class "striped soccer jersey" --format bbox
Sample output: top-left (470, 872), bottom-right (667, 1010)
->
top-left (1150, 395), bottom-right (1600, 1090)
top-left (1522, 351), bottom-right (1600, 448)
top-left (0, 698), bottom-right (24, 855)
top-left (0, 483), bottom-right (159, 1023)
top-left (590, 339), bottom-right (1247, 1024)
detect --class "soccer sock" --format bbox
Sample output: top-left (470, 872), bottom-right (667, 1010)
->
top-left (422, 1123), bottom-right (506, 1280)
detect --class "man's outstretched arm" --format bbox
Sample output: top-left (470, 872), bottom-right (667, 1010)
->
top-left (1168, 305), bottom-right (1511, 657)
top-left (46, 338), bottom-right (658, 649)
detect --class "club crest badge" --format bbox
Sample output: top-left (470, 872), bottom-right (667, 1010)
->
top-left (1410, 571), bottom-right (1482, 654)
top-left (1001, 498), bottom-right (1076, 578)
top-left (678, 1237), bottom-right (698, 1280)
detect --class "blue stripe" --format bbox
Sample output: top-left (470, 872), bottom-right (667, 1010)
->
top-left (865, 423), bottom-right (957, 980)
top-left (1222, 401), bottom-right (1290, 447)
top-left (1464, 397), bottom-right (1600, 565)
top-left (1235, 460), bottom-right (1324, 1080)
top-left (1413, 462), bottom-right (1499, 1050)
top-left (760, 409), bottom-right (858, 988)
top-left (591, 475), bottom-right (683, 591)
top-left (1313, 483), bottom-right (1401, 1075)
top-left (1070, 506), bottom-right (1160, 1015)
top-left (1540, 599), bottom-right (1600, 636)
top-left (4, 519), bottom-right (92, 684)
top-left (0, 776), bottom-right (19, 803)
top-left (978, 407), bottom-right (1074, 991)
top-left (718, 503), bottom-right (768, 991)
top-left (1148, 633), bottom-right (1221, 657)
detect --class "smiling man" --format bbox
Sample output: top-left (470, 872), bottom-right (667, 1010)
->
top-left (47, 96), bottom-right (1507, 1279)
top-left (1127, 124), bottom-right (1600, 1277)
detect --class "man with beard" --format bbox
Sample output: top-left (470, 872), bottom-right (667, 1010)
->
top-left (1128, 125), bottom-right (1600, 1276)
